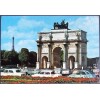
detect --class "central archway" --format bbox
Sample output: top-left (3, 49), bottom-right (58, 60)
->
top-left (53, 47), bottom-right (63, 68)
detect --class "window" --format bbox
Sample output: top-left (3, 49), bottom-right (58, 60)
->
top-left (9, 70), bottom-right (13, 73)
top-left (45, 72), bottom-right (50, 74)
top-left (81, 72), bottom-right (86, 75)
top-left (76, 72), bottom-right (80, 75)
top-left (16, 70), bottom-right (21, 72)
top-left (86, 72), bottom-right (90, 74)
top-left (51, 71), bottom-right (55, 74)
top-left (0, 69), bottom-right (4, 72)
top-left (40, 72), bottom-right (44, 74)
top-left (4, 70), bottom-right (8, 73)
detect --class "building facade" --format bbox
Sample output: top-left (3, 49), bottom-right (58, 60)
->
top-left (36, 21), bottom-right (88, 70)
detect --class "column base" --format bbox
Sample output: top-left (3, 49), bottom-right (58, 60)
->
top-left (63, 62), bottom-right (66, 69)
top-left (36, 62), bottom-right (39, 69)
top-left (74, 62), bottom-right (78, 68)
top-left (47, 62), bottom-right (50, 68)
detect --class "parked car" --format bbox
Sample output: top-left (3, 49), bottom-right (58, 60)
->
top-left (27, 69), bottom-right (40, 75)
top-left (54, 68), bottom-right (62, 74)
top-left (68, 70), bottom-right (96, 78)
top-left (61, 69), bottom-right (71, 76)
top-left (31, 69), bottom-right (62, 77)
top-left (93, 68), bottom-right (100, 77)
top-left (0, 69), bottom-right (4, 72)
top-left (21, 67), bottom-right (29, 75)
top-left (1, 68), bottom-right (25, 76)
top-left (86, 69), bottom-right (96, 78)
top-left (0, 68), bottom-right (5, 75)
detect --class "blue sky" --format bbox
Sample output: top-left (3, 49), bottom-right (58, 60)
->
top-left (1, 16), bottom-right (99, 58)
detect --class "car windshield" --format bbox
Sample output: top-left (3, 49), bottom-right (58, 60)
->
top-left (86, 71), bottom-right (90, 74)
top-left (87, 70), bottom-right (95, 74)
top-left (76, 72), bottom-right (80, 75)
top-left (45, 72), bottom-right (50, 74)
top-left (51, 71), bottom-right (55, 74)
top-left (4, 70), bottom-right (8, 73)
top-left (9, 70), bottom-right (13, 73)
top-left (40, 72), bottom-right (44, 74)
top-left (80, 72), bottom-right (86, 75)
top-left (0, 69), bottom-right (4, 72)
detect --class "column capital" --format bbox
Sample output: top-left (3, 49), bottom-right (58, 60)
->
top-left (63, 43), bottom-right (68, 47)
top-left (63, 43), bottom-right (66, 45)
top-left (48, 43), bottom-right (51, 47)
top-left (75, 43), bottom-right (79, 47)
top-left (37, 43), bottom-right (41, 47)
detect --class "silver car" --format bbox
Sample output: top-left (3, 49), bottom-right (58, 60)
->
top-left (68, 70), bottom-right (96, 78)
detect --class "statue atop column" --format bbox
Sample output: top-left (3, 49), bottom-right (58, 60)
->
top-left (54, 20), bottom-right (70, 30)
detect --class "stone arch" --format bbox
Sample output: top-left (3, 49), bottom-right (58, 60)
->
top-left (53, 47), bottom-right (63, 68)
top-left (52, 44), bottom-right (64, 52)
top-left (42, 56), bottom-right (48, 69)
top-left (69, 56), bottom-right (75, 69)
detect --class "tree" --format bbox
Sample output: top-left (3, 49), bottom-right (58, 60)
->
top-left (1, 50), bottom-right (5, 59)
top-left (18, 48), bottom-right (29, 66)
top-left (10, 51), bottom-right (19, 65)
top-left (3, 51), bottom-right (10, 59)
top-left (2, 50), bottom-right (19, 65)
top-left (29, 51), bottom-right (37, 67)
top-left (3, 51), bottom-right (11, 65)
top-left (0, 50), bottom-right (7, 65)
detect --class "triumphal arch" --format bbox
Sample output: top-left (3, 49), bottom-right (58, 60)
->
top-left (36, 20), bottom-right (88, 70)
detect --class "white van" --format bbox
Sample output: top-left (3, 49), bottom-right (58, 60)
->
top-left (1, 68), bottom-right (25, 76)
top-left (31, 69), bottom-right (62, 77)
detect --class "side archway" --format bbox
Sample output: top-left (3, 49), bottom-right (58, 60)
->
top-left (42, 56), bottom-right (48, 69)
top-left (69, 56), bottom-right (75, 69)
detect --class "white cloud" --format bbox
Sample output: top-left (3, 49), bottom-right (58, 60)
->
top-left (1, 42), bottom-right (12, 51)
top-left (17, 17), bottom-right (47, 29)
top-left (1, 30), bottom-right (37, 41)
top-left (17, 40), bottom-right (35, 46)
top-left (69, 16), bottom-right (99, 58)
top-left (1, 26), bottom-right (17, 38)
top-left (1, 17), bottom-right (49, 52)
top-left (16, 40), bottom-right (37, 52)
top-left (70, 16), bottom-right (99, 34)
top-left (1, 18), bottom-right (43, 51)
top-left (1, 40), bottom-right (37, 52)
top-left (1, 17), bottom-right (49, 39)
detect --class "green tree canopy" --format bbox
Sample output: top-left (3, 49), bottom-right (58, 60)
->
top-left (18, 48), bottom-right (29, 66)
top-left (1, 50), bottom-right (6, 59)
top-left (2, 50), bottom-right (18, 65)
top-left (29, 51), bottom-right (37, 65)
